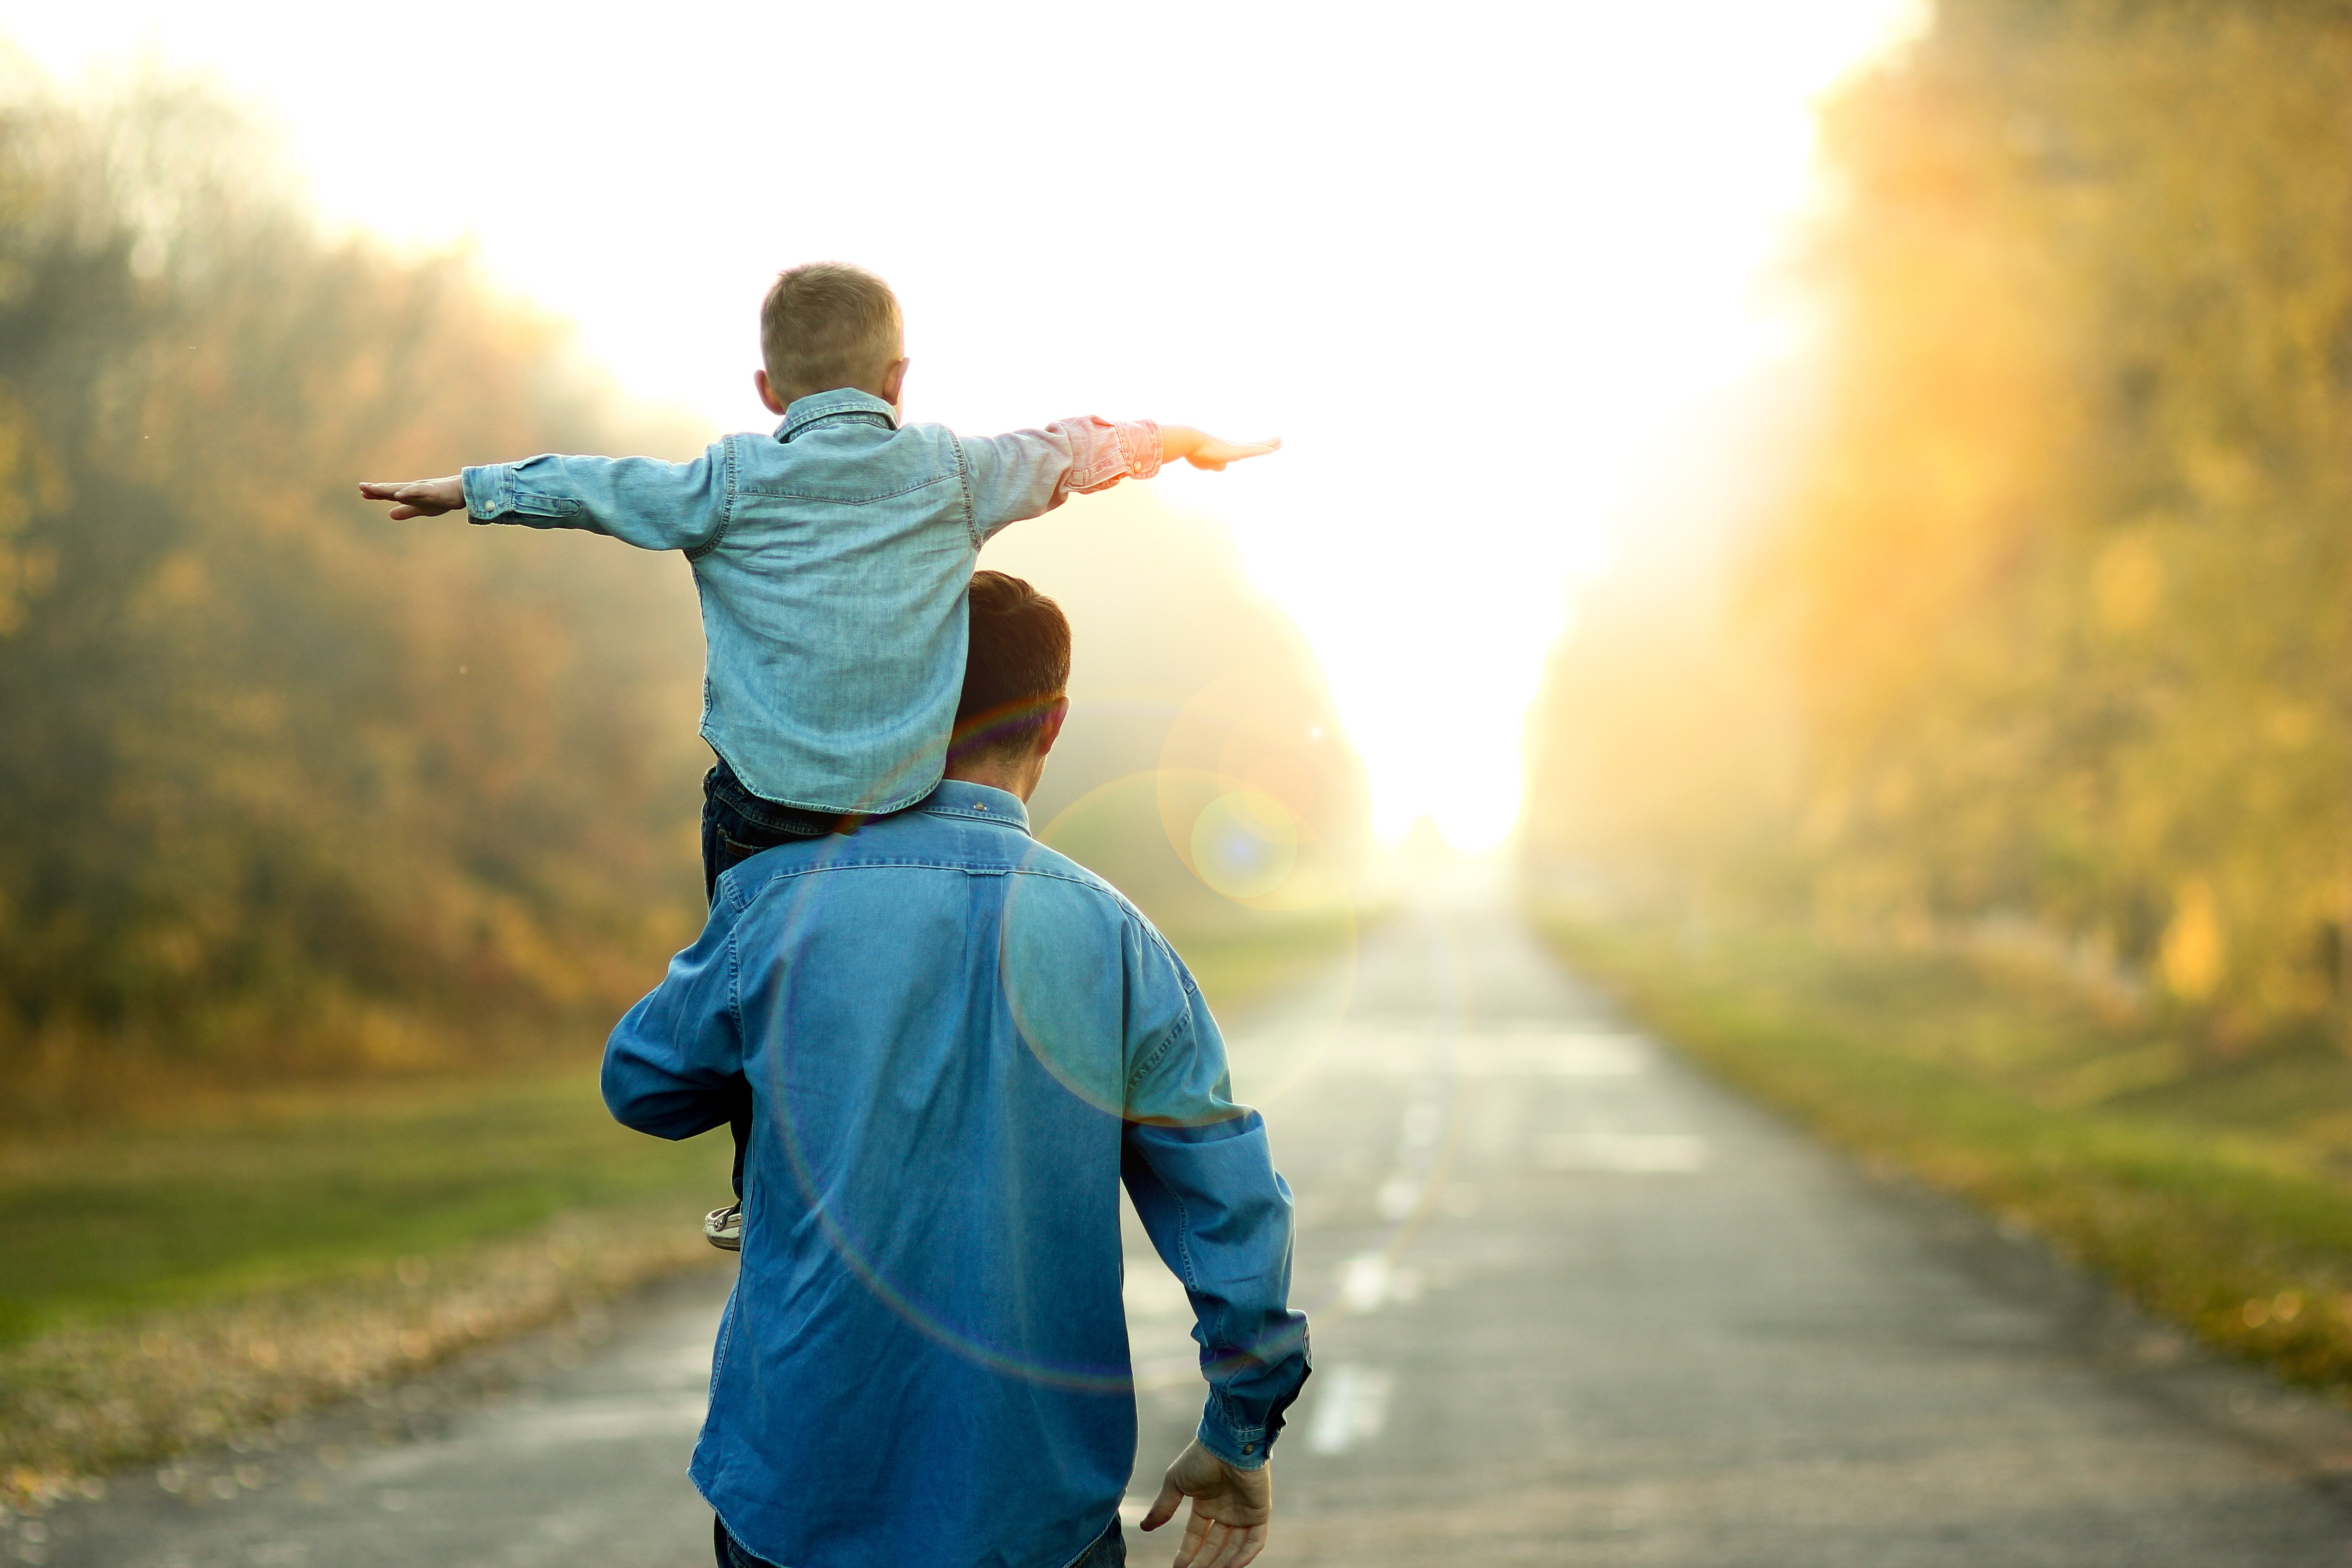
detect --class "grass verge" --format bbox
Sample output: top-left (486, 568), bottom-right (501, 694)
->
top-left (0, 1066), bottom-right (731, 1503)
top-left (1537, 912), bottom-right (2352, 1397)
top-left (0, 915), bottom-right (1359, 1504)
top-left (0, 1204), bottom-right (721, 1507)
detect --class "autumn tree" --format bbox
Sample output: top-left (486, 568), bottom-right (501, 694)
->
top-left (0, 72), bottom-right (710, 1108)
top-left (1531, 0), bottom-right (2352, 1042)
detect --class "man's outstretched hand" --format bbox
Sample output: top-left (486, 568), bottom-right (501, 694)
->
top-left (359, 477), bottom-right (466, 519)
top-left (1159, 427), bottom-right (1281, 473)
top-left (1140, 1440), bottom-right (1271, 1568)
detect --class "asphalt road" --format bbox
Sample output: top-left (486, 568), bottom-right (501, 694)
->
top-left (30, 887), bottom-right (2352, 1567)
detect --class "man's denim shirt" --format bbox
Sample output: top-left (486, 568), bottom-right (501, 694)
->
top-left (462, 393), bottom-right (1161, 814)
top-left (603, 783), bottom-right (1310, 1568)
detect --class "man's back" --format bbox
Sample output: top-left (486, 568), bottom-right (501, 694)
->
top-left (603, 782), bottom-right (1307, 1568)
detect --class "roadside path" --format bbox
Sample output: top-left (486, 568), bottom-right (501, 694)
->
top-left (29, 890), bottom-right (2352, 1566)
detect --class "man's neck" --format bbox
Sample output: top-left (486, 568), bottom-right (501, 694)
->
top-left (942, 753), bottom-right (1040, 802)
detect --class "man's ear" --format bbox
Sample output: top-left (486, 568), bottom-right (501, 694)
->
top-left (755, 368), bottom-right (789, 416)
top-left (1034, 697), bottom-right (1071, 758)
top-left (876, 357), bottom-right (910, 410)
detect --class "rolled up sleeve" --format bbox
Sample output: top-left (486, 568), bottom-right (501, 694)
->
top-left (958, 417), bottom-right (1161, 542)
top-left (1119, 925), bottom-right (1310, 1468)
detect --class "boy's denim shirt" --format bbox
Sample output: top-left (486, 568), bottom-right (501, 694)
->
top-left (461, 392), bottom-right (1161, 813)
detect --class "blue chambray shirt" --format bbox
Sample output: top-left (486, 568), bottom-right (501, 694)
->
top-left (602, 781), bottom-right (1310, 1568)
top-left (461, 392), bottom-right (1161, 814)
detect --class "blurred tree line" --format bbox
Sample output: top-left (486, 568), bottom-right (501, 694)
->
top-left (0, 68), bottom-right (713, 1113)
top-left (0, 62), bottom-right (1372, 1118)
top-left (1528, 0), bottom-right (2352, 1045)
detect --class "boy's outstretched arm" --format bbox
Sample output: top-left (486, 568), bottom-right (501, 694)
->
top-left (359, 450), bottom-right (725, 553)
top-left (961, 420), bottom-right (1279, 542)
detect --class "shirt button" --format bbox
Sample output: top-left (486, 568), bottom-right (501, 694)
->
top-left (1241, 1443), bottom-right (1256, 1454)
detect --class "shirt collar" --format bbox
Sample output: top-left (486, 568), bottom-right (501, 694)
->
top-left (919, 779), bottom-right (1031, 834)
top-left (777, 388), bottom-right (900, 442)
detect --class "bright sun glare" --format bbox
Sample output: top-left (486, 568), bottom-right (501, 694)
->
top-left (12, 1), bottom-right (1921, 851)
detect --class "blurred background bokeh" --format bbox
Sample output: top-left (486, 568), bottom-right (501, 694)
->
top-left (1526, 0), bottom-right (2352, 1402)
top-left (0, 51), bottom-right (1382, 1489)
top-left (14, 0), bottom-right (2352, 1517)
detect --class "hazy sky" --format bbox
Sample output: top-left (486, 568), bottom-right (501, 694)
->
top-left (10, 0), bottom-right (1919, 848)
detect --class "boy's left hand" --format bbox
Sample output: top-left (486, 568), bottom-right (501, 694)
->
top-left (1159, 428), bottom-right (1281, 473)
top-left (359, 477), bottom-right (466, 519)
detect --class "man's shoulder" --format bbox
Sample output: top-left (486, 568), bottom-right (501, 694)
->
top-left (1001, 836), bottom-right (1132, 902)
top-left (999, 842), bottom-right (1187, 969)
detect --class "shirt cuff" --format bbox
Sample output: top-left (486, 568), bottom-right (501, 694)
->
top-left (1115, 419), bottom-right (1162, 481)
top-left (1062, 417), bottom-right (1162, 494)
top-left (461, 464), bottom-right (513, 522)
top-left (1195, 1409), bottom-right (1271, 1471)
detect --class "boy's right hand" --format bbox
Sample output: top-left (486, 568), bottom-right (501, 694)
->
top-left (1160, 427), bottom-right (1281, 473)
top-left (358, 476), bottom-right (466, 519)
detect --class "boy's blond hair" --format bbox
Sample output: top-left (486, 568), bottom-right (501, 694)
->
top-left (760, 263), bottom-right (904, 404)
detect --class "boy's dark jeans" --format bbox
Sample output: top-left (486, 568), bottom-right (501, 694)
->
top-left (701, 756), bottom-right (848, 1201)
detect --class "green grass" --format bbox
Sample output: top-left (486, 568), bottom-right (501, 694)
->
top-left (0, 913), bottom-right (1355, 1349)
top-left (0, 897), bottom-right (1363, 1500)
top-left (1538, 913), bottom-right (2352, 1390)
top-left (0, 919), bottom-right (1357, 1493)
top-left (0, 1069), bottom-right (731, 1345)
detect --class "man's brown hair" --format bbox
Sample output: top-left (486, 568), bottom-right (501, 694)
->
top-left (951, 571), bottom-right (1071, 763)
top-left (759, 262), bottom-right (904, 403)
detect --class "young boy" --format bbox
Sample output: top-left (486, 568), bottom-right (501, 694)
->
top-left (361, 261), bottom-right (1276, 1249)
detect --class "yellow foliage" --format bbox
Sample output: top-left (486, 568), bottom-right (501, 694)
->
top-left (1528, 0), bottom-right (2352, 1041)
top-left (2160, 882), bottom-right (2224, 1002)
top-left (2091, 535), bottom-right (2163, 633)
top-left (0, 73), bottom-right (712, 1098)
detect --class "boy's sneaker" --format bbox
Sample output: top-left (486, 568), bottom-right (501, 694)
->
top-left (704, 1203), bottom-right (742, 1252)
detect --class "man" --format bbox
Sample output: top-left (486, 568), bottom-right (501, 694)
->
top-left (603, 570), bottom-right (1310, 1568)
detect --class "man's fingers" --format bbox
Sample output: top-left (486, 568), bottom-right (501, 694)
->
top-left (1170, 1506), bottom-right (1213, 1568)
top-left (1197, 1518), bottom-right (1251, 1568)
top-left (1140, 1476), bottom-right (1184, 1533)
top-left (1224, 1525), bottom-right (1268, 1568)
